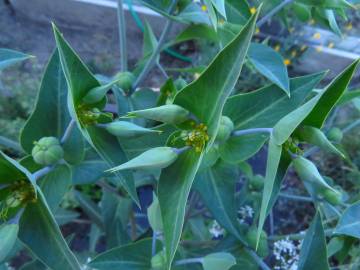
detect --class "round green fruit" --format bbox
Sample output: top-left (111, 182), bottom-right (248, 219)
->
top-left (114, 71), bottom-right (135, 92)
top-left (31, 137), bottom-right (64, 166)
top-left (249, 174), bottom-right (264, 191)
top-left (215, 116), bottom-right (234, 143)
top-left (327, 127), bottom-right (343, 142)
top-left (151, 251), bottom-right (166, 270)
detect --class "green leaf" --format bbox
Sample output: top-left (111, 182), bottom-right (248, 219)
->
top-left (158, 11), bottom-right (259, 269)
top-left (194, 161), bottom-right (243, 240)
top-left (338, 88), bottom-right (360, 105)
top-left (0, 151), bottom-right (36, 190)
top-left (18, 189), bottom-right (81, 270)
top-left (40, 164), bottom-right (72, 212)
top-left (74, 190), bottom-right (104, 230)
top-left (148, 194), bottom-right (163, 232)
top-left (89, 238), bottom-right (156, 269)
top-left (202, 252), bottom-right (236, 270)
top-left (219, 134), bottom-right (268, 164)
top-left (52, 24), bottom-right (138, 204)
top-left (100, 190), bottom-right (131, 248)
top-left (82, 79), bottom-right (122, 105)
top-left (335, 201), bottom-right (360, 238)
top-left (108, 147), bottom-right (179, 172)
top-left (210, 0), bottom-right (226, 18)
top-left (0, 224), bottom-right (18, 262)
top-left (302, 59), bottom-right (359, 129)
top-left (174, 10), bottom-right (259, 149)
top-left (298, 0), bottom-right (353, 9)
top-left (224, 72), bottom-right (326, 130)
top-left (225, 0), bottom-right (251, 24)
top-left (20, 50), bottom-right (84, 165)
top-left (158, 150), bottom-right (204, 269)
top-left (248, 43), bottom-right (289, 95)
top-left (274, 60), bottom-right (359, 144)
top-left (171, 24), bottom-right (218, 46)
top-left (298, 212), bottom-right (330, 270)
top-left (257, 135), bottom-right (282, 247)
top-left (0, 48), bottom-right (32, 70)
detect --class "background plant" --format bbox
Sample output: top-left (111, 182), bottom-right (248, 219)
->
top-left (1, 0), bottom-right (360, 270)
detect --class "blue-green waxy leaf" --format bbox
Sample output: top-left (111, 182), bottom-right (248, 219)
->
top-left (40, 164), bottom-right (71, 212)
top-left (274, 60), bottom-right (359, 145)
top-left (52, 24), bottom-right (138, 204)
top-left (295, 126), bottom-right (344, 157)
top-left (89, 238), bottom-right (156, 269)
top-left (257, 135), bottom-right (282, 247)
top-left (0, 224), bottom-right (18, 262)
top-left (104, 121), bottom-right (161, 138)
top-left (334, 201), bottom-right (360, 238)
top-left (302, 59), bottom-right (359, 129)
top-left (248, 43), bottom-right (290, 95)
top-left (0, 48), bottom-right (32, 70)
top-left (19, 189), bottom-right (81, 270)
top-left (298, 212), bottom-right (330, 270)
top-left (210, 0), bottom-right (226, 18)
top-left (158, 150), bottom-right (204, 269)
top-left (194, 161), bottom-right (243, 241)
top-left (298, 0), bottom-right (353, 9)
top-left (148, 194), bottom-right (163, 232)
top-left (100, 190), bottom-right (131, 248)
top-left (202, 252), bottom-right (236, 270)
top-left (158, 11), bottom-right (260, 269)
top-left (20, 50), bottom-right (85, 165)
top-left (0, 151), bottom-right (36, 191)
top-left (173, 10), bottom-right (259, 149)
top-left (82, 79), bottom-right (122, 105)
top-left (224, 72), bottom-right (326, 130)
top-left (225, 0), bottom-right (250, 24)
top-left (108, 147), bottom-right (179, 172)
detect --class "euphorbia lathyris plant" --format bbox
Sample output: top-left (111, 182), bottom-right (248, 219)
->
top-left (1, 1), bottom-right (360, 270)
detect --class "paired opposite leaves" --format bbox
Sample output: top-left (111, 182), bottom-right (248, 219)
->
top-left (52, 24), bottom-right (138, 204)
top-left (158, 11), bottom-right (259, 269)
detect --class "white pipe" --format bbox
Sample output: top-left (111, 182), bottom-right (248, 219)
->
top-left (73, 0), bottom-right (161, 16)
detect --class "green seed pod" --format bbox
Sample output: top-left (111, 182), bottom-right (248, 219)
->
top-left (249, 174), bottom-right (264, 191)
top-left (105, 121), bottom-right (161, 138)
top-left (125, 104), bottom-right (190, 124)
top-left (151, 251), bottom-right (166, 270)
top-left (215, 116), bottom-right (234, 143)
top-left (245, 227), bottom-right (268, 258)
top-left (327, 127), bottom-right (343, 142)
top-left (296, 126), bottom-right (344, 157)
top-left (107, 147), bottom-right (179, 172)
top-left (114, 71), bottom-right (135, 92)
top-left (293, 156), bottom-right (335, 193)
top-left (322, 189), bottom-right (342, 205)
top-left (31, 137), bottom-right (64, 166)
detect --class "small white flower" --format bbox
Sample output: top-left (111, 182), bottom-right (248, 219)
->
top-left (238, 205), bottom-right (254, 224)
top-left (273, 237), bottom-right (301, 270)
top-left (209, 220), bottom-right (225, 238)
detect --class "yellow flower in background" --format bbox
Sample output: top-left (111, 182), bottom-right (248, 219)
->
top-left (201, 5), bottom-right (207, 11)
top-left (255, 28), bottom-right (260, 34)
top-left (328, 42), bottom-right (335, 49)
top-left (291, 50), bottom-right (297, 58)
top-left (274, 44), bottom-right (281, 52)
top-left (250, 7), bottom-right (257, 14)
top-left (313, 32), bottom-right (321, 39)
top-left (346, 23), bottom-right (353, 31)
top-left (308, 19), bottom-right (315, 25)
top-left (289, 27), bottom-right (295, 33)
top-left (284, 59), bottom-right (291, 66)
top-left (316, 46), bottom-right (323, 52)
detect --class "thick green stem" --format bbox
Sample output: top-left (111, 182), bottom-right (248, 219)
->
top-left (117, 0), bottom-right (128, 71)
